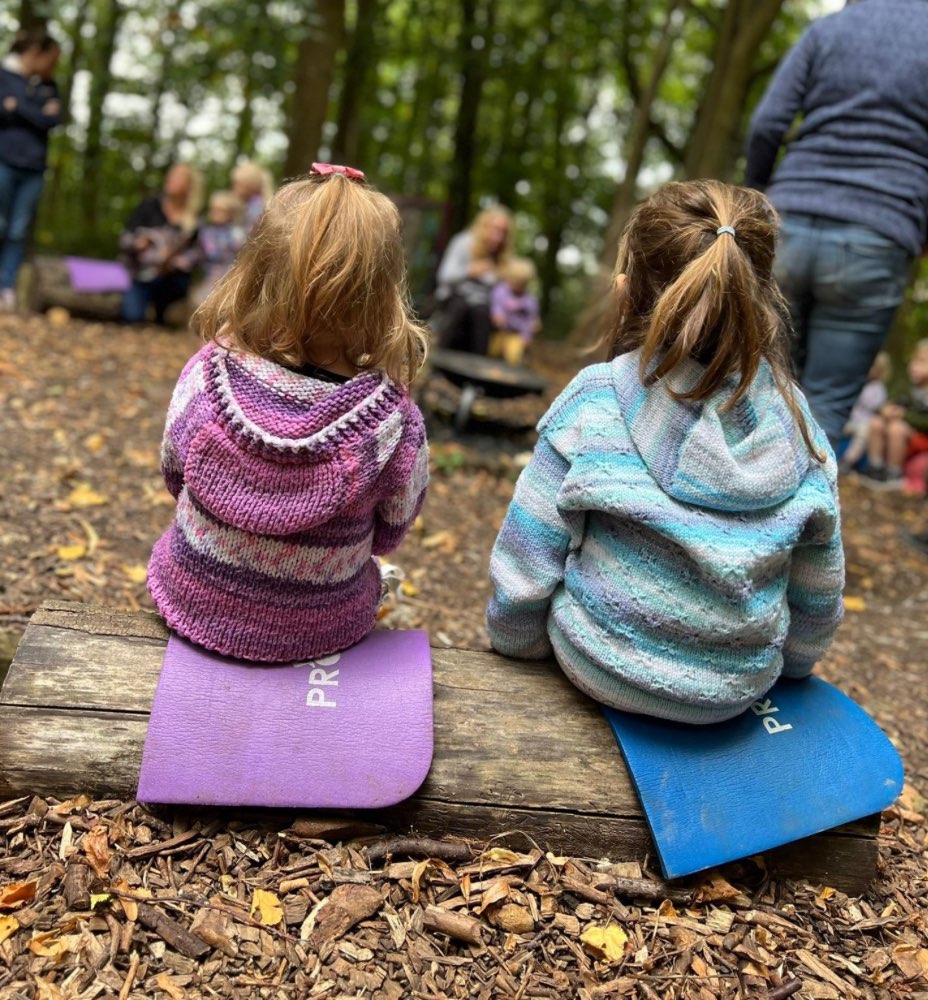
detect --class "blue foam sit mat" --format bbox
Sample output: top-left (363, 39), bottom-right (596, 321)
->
top-left (603, 676), bottom-right (903, 880)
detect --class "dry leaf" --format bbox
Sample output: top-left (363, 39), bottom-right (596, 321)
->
top-left (479, 848), bottom-right (523, 864)
top-left (0, 914), bottom-right (19, 944)
top-left (0, 879), bottom-right (37, 910)
top-left (56, 542), bottom-right (86, 560)
top-left (410, 858), bottom-right (456, 904)
top-left (657, 898), bottom-right (677, 919)
top-left (112, 878), bottom-right (147, 920)
top-left (422, 530), bottom-right (458, 554)
top-left (581, 923), bottom-right (629, 964)
top-left (818, 886), bottom-right (837, 901)
top-left (28, 930), bottom-right (81, 960)
top-left (81, 824), bottom-right (111, 878)
top-left (477, 876), bottom-right (512, 914)
top-left (696, 873), bottom-right (741, 903)
top-left (83, 433), bottom-right (105, 453)
top-left (843, 595), bottom-right (866, 612)
top-left (251, 888), bottom-right (283, 926)
top-left (90, 893), bottom-right (111, 909)
top-left (400, 580), bottom-right (420, 597)
top-left (122, 562), bottom-right (148, 584)
top-left (65, 484), bottom-right (108, 508)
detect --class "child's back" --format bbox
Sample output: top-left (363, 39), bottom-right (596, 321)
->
top-left (149, 344), bottom-right (426, 662)
top-left (149, 165), bottom-right (429, 662)
top-left (488, 180), bottom-right (844, 723)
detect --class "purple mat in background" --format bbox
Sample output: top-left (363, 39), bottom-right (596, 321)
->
top-left (137, 631), bottom-right (434, 809)
top-left (66, 257), bottom-right (131, 294)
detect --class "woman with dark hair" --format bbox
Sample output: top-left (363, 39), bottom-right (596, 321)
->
top-left (119, 163), bottom-right (204, 324)
top-left (0, 27), bottom-right (61, 310)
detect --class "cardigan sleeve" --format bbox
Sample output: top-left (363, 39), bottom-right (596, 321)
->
top-left (371, 408), bottom-right (430, 555)
top-left (486, 379), bottom-right (587, 660)
top-left (781, 475), bottom-right (845, 678)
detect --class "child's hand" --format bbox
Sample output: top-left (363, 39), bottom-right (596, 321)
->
top-left (491, 311), bottom-right (506, 329)
top-left (42, 98), bottom-right (61, 116)
top-left (883, 403), bottom-right (905, 420)
top-left (2, 96), bottom-right (16, 111)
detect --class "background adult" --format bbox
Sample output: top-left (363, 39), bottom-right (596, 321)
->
top-left (434, 207), bottom-right (513, 355)
top-left (0, 27), bottom-right (61, 310)
top-left (744, 0), bottom-right (928, 446)
top-left (119, 163), bottom-right (203, 325)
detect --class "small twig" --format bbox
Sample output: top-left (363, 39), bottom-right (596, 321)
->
top-left (125, 829), bottom-right (199, 859)
top-left (117, 951), bottom-right (140, 1000)
top-left (763, 980), bottom-right (803, 1000)
top-left (367, 836), bottom-right (475, 867)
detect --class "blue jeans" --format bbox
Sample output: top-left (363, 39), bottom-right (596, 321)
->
top-left (121, 273), bottom-right (191, 324)
top-left (0, 162), bottom-right (45, 291)
top-left (775, 214), bottom-right (912, 445)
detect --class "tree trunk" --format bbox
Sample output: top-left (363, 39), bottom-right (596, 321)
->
top-left (683, 0), bottom-right (786, 180)
top-left (568, 0), bottom-right (683, 346)
top-left (448, 0), bottom-right (495, 235)
top-left (40, 0), bottom-right (93, 228)
top-left (331, 0), bottom-right (379, 166)
top-left (282, 0), bottom-right (346, 179)
top-left (18, 0), bottom-right (52, 29)
top-left (81, 0), bottom-right (123, 231)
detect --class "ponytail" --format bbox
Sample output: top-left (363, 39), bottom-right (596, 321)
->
top-left (610, 180), bottom-right (823, 462)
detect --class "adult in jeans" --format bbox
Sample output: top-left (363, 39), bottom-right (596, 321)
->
top-left (119, 163), bottom-right (203, 324)
top-left (0, 28), bottom-right (61, 310)
top-left (744, 0), bottom-right (928, 447)
top-left (434, 208), bottom-right (513, 355)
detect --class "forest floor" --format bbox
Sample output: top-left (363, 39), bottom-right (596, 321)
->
top-left (0, 314), bottom-right (927, 999)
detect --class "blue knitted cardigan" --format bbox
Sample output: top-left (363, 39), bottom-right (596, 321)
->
top-left (486, 351), bottom-right (845, 724)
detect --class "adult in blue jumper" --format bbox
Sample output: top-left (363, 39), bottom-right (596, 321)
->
top-left (0, 28), bottom-right (61, 310)
top-left (744, 0), bottom-right (928, 446)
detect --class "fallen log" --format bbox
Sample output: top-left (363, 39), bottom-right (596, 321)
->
top-left (0, 601), bottom-right (881, 893)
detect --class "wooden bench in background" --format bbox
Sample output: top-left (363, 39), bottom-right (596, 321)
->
top-left (0, 601), bottom-right (882, 893)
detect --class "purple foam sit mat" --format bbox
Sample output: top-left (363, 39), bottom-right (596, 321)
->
top-left (137, 631), bottom-right (434, 809)
top-left (65, 257), bottom-right (131, 294)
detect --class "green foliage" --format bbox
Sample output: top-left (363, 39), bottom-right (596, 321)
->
top-left (2, 0), bottom-right (827, 332)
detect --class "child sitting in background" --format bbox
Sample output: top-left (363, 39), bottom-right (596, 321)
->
top-left (489, 257), bottom-right (541, 366)
top-left (860, 338), bottom-right (928, 489)
top-left (196, 190), bottom-right (245, 303)
top-left (487, 180), bottom-right (844, 724)
top-left (839, 351), bottom-right (891, 473)
top-left (231, 160), bottom-right (274, 234)
top-left (148, 164), bottom-right (430, 663)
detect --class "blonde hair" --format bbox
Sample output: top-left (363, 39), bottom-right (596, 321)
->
top-left (913, 338), bottom-right (928, 358)
top-left (194, 173), bottom-right (428, 386)
top-left (870, 350), bottom-right (892, 383)
top-left (209, 190), bottom-right (242, 218)
top-left (500, 256), bottom-right (536, 287)
top-left (232, 161), bottom-right (275, 201)
top-left (470, 208), bottom-right (513, 266)
top-left (167, 164), bottom-right (204, 234)
top-left (607, 179), bottom-right (823, 461)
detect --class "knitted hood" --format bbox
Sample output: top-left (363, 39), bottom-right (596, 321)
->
top-left (186, 344), bottom-right (415, 534)
top-left (615, 353), bottom-right (810, 513)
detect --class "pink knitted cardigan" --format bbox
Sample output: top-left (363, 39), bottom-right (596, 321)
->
top-left (148, 343), bottom-right (429, 662)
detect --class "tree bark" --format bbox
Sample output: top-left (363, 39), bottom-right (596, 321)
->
top-left (568, 0), bottom-right (683, 345)
top-left (683, 0), bottom-right (786, 180)
top-left (81, 0), bottom-right (124, 230)
top-left (448, 0), bottom-right (495, 235)
top-left (331, 0), bottom-right (379, 166)
top-left (282, 0), bottom-right (346, 179)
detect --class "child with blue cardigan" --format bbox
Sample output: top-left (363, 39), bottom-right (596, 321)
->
top-left (487, 181), bottom-right (845, 724)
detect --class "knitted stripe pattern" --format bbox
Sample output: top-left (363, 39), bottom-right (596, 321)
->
top-left (487, 351), bottom-right (845, 724)
top-left (148, 343), bottom-right (429, 662)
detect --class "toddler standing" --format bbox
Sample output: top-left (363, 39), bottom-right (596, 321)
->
top-left (196, 190), bottom-right (245, 302)
top-left (489, 257), bottom-right (541, 366)
top-left (148, 165), bottom-right (430, 662)
top-left (488, 181), bottom-right (844, 724)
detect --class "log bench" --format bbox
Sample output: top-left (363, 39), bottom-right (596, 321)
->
top-left (0, 601), bottom-right (882, 893)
